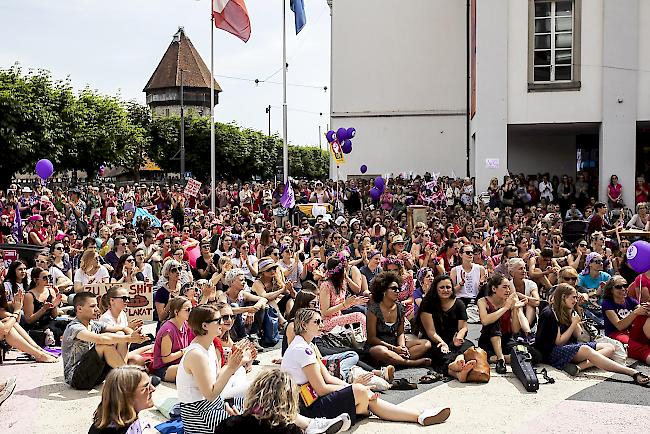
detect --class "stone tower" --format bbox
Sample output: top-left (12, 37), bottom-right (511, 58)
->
top-left (144, 27), bottom-right (221, 117)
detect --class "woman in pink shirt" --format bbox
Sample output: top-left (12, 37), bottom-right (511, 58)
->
top-left (152, 296), bottom-right (191, 382)
top-left (607, 174), bottom-right (623, 209)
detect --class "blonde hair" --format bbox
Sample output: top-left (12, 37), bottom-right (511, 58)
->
top-left (507, 257), bottom-right (526, 273)
top-left (80, 249), bottom-right (99, 273)
top-left (244, 369), bottom-right (299, 428)
top-left (93, 366), bottom-right (146, 429)
top-left (293, 308), bottom-right (320, 335)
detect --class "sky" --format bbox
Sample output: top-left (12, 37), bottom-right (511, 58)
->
top-left (0, 0), bottom-right (332, 147)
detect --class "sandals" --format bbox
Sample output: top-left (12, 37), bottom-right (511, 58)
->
top-left (419, 371), bottom-right (443, 384)
top-left (632, 371), bottom-right (650, 386)
top-left (390, 378), bottom-right (418, 390)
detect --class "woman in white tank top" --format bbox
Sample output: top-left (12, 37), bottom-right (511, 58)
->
top-left (450, 245), bottom-right (487, 306)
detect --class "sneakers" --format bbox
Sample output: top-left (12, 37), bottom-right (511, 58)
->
top-left (495, 359), bottom-right (507, 374)
top-left (418, 407), bottom-right (451, 426)
top-left (564, 363), bottom-right (580, 376)
top-left (380, 365), bottom-right (395, 382)
top-left (0, 376), bottom-right (17, 407)
top-left (305, 413), bottom-right (352, 434)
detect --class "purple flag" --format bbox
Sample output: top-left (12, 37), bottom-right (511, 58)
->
top-left (280, 181), bottom-right (295, 209)
top-left (12, 202), bottom-right (23, 243)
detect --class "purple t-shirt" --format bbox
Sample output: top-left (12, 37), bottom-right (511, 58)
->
top-left (152, 319), bottom-right (189, 370)
top-left (601, 296), bottom-right (638, 336)
top-left (413, 287), bottom-right (424, 317)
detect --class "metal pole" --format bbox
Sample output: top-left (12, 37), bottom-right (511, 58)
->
top-left (318, 125), bottom-right (322, 150)
top-left (282, 0), bottom-right (289, 184)
top-left (210, 12), bottom-right (216, 213)
top-left (180, 68), bottom-right (185, 180)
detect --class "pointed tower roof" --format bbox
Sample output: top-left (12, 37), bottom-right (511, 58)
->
top-left (144, 27), bottom-right (222, 92)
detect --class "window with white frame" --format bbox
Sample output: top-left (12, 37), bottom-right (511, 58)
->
top-left (533, 0), bottom-right (573, 82)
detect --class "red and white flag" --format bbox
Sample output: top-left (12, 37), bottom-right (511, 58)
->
top-left (212, 0), bottom-right (251, 42)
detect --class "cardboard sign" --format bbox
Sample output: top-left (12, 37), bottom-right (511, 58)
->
top-left (184, 179), bottom-right (202, 197)
top-left (83, 282), bottom-right (154, 322)
top-left (485, 158), bottom-right (500, 169)
top-left (3, 249), bottom-right (17, 268)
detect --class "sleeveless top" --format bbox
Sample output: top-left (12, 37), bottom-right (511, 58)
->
top-left (27, 289), bottom-right (54, 330)
top-left (367, 301), bottom-right (404, 346)
top-left (177, 342), bottom-right (217, 404)
top-left (481, 297), bottom-right (512, 335)
top-left (452, 263), bottom-right (482, 299)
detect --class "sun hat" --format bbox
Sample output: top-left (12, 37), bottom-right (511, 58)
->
top-left (258, 257), bottom-right (279, 273)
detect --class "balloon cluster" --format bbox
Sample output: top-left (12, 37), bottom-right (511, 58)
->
top-left (35, 159), bottom-right (54, 185)
top-left (326, 127), bottom-right (356, 154)
top-left (369, 176), bottom-right (385, 201)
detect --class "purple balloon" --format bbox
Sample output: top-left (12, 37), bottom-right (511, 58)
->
top-left (374, 176), bottom-right (385, 189)
top-left (341, 139), bottom-right (353, 154)
top-left (336, 127), bottom-right (348, 142)
top-left (627, 241), bottom-right (650, 273)
top-left (369, 187), bottom-right (381, 201)
top-left (35, 159), bottom-right (54, 180)
top-left (346, 127), bottom-right (356, 139)
top-left (360, 165), bottom-right (368, 174)
top-left (326, 130), bottom-right (336, 143)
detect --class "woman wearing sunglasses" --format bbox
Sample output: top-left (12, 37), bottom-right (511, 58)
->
top-left (601, 276), bottom-right (649, 344)
top-left (154, 260), bottom-right (183, 329)
top-left (111, 254), bottom-right (144, 284)
top-left (22, 267), bottom-right (65, 345)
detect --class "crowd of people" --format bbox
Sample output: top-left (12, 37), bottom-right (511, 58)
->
top-left (2, 170), bottom-right (650, 432)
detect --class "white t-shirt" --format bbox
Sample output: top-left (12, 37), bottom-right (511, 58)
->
top-left (231, 255), bottom-right (258, 281)
top-left (74, 265), bottom-right (110, 285)
top-left (281, 335), bottom-right (318, 386)
top-left (98, 310), bottom-right (128, 328)
top-left (521, 279), bottom-right (538, 297)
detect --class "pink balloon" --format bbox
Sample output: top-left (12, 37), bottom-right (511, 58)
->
top-left (187, 245), bottom-right (201, 268)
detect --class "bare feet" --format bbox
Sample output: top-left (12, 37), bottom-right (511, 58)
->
top-left (36, 353), bottom-right (58, 363)
top-left (457, 360), bottom-right (477, 383)
top-left (414, 358), bottom-right (432, 367)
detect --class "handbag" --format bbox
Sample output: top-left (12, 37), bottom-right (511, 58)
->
top-left (261, 306), bottom-right (280, 346)
top-left (595, 335), bottom-right (627, 364)
top-left (463, 346), bottom-right (490, 383)
top-left (299, 383), bottom-right (318, 407)
top-left (577, 319), bottom-right (600, 343)
top-left (328, 326), bottom-right (365, 350)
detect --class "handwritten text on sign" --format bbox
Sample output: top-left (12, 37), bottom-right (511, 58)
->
top-left (83, 282), bottom-right (154, 322)
top-left (184, 179), bottom-right (202, 198)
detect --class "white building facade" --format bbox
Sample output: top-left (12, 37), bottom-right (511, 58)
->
top-left (330, 0), bottom-right (650, 207)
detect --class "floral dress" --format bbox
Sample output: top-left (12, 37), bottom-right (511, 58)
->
top-left (397, 272), bottom-right (415, 318)
top-left (319, 279), bottom-right (367, 337)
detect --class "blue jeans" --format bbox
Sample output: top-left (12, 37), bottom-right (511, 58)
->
top-left (323, 351), bottom-right (359, 380)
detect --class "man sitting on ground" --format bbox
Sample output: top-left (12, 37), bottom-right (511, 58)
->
top-left (61, 292), bottom-right (148, 390)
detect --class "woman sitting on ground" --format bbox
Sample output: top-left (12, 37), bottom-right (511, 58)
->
top-left (382, 256), bottom-right (416, 321)
top-left (22, 267), bottom-right (65, 345)
top-left (366, 272), bottom-right (432, 368)
top-left (176, 305), bottom-right (247, 432)
top-left (416, 275), bottom-right (476, 382)
top-left (477, 274), bottom-right (530, 374)
top-left (534, 283), bottom-right (648, 385)
top-left (89, 366), bottom-right (157, 434)
top-left (283, 291), bottom-right (393, 389)
top-left (281, 308), bottom-right (450, 427)
top-left (0, 288), bottom-right (57, 363)
top-left (151, 297), bottom-right (191, 382)
top-left (601, 276), bottom-right (649, 344)
top-left (413, 267), bottom-right (434, 318)
top-left (318, 257), bottom-right (368, 335)
top-left (154, 260), bottom-right (182, 329)
top-left (73, 250), bottom-right (110, 293)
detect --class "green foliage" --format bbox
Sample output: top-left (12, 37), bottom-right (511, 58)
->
top-left (0, 65), bottom-right (329, 188)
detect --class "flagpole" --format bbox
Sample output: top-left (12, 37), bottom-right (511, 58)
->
top-left (210, 7), bottom-right (216, 214)
top-left (282, 0), bottom-right (289, 184)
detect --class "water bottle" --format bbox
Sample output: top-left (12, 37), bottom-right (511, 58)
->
top-left (44, 328), bottom-right (56, 347)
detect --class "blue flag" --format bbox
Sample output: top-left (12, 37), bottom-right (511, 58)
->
top-left (290, 0), bottom-right (306, 34)
top-left (132, 207), bottom-right (162, 228)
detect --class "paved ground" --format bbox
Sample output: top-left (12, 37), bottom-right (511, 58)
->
top-left (2, 325), bottom-right (649, 433)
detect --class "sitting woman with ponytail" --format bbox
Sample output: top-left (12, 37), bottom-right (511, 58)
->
top-left (534, 283), bottom-right (649, 385)
top-left (22, 267), bottom-right (65, 345)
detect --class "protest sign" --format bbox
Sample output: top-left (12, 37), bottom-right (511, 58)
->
top-left (184, 178), bottom-right (202, 197)
top-left (83, 282), bottom-right (154, 322)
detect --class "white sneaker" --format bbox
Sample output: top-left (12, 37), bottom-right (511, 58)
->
top-left (380, 365), bottom-right (395, 382)
top-left (418, 407), bottom-right (451, 426)
top-left (306, 413), bottom-right (352, 434)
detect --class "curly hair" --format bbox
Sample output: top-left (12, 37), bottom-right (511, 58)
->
top-left (244, 369), bottom-right (299, 428)
top-left (370, 271), bottom-right (402, 303)
top-left (224, 268), bottom-right (246, 287)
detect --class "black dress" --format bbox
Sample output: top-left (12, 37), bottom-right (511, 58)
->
top-left (417, 298), bottom-right (474, 372)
